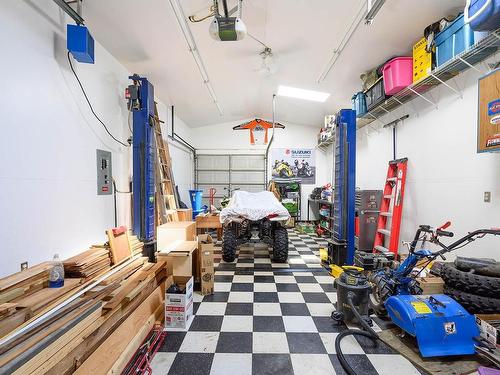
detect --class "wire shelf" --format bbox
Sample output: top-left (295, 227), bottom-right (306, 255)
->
top-left (357, 30), bottom-right (499, 128)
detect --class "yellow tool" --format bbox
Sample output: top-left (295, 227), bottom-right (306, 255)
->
top-left (329, 265), bottom-right (364, 278)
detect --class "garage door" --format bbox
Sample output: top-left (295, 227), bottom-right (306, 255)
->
top-left (195, 154), bottom-right (266, 207)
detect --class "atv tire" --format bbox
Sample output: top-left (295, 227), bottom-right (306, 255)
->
top-left (272, 227), bottom-right (289, 263)
top-left (443, 285), bottom-right (500, 314)
top-left (222, 228), bottom-right (237, 263)
top-left (441, 263), bottom-right (500, 298)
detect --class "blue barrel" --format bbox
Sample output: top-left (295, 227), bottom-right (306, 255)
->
top-left (189, 189), bottom-right (203, 211)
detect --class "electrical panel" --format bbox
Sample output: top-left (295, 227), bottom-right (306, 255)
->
top-left (96, 149), bottom-right (112, 195)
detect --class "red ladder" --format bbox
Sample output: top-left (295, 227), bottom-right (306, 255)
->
top-left (373, 158), bottom-right (408, 255)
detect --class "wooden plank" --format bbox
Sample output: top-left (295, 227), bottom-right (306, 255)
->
top-left (73, 285), bottom-right (165, 375)
top-left (12, 279), bottom-right (83, 313)
top-left (45, 276), bottom-right (171, 375)
top-left (0, 303), bottom-right (18, 317)
top-left (378, 328), bottom-right (490, 375)
top-left (99, 258), bottom-right (147, 286)
top-left (107, 228), bottom-right (132, 265)
top-left (0, 307), bottom-right (31, 338)
top-left (0, 263), bottom-right (51, 294)
top-left (0, 300), bottom-right (97, 366)
top-left (8, 303), bottom-right (103, 375)
top-left (103, 262), bottom-right (165, 311)
top-left (0, 288), bottom-right (24, 304)
top-left (106, 305), bottom-right (162, 375)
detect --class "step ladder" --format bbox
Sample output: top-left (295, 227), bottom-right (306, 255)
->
top-left (373, 158), bottom-right (408, 255)
top-left (152, 102), bottom-right (178, 224)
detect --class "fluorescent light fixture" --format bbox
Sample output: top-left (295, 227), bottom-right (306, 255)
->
top-left (277, 85), bottom-right (330, 102)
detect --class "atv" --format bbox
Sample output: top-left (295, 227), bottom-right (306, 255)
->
top-left (220, 191), bottom-right (290, 263)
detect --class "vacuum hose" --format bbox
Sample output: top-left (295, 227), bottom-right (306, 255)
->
top-left (335, 292), bottom-right (380, 375)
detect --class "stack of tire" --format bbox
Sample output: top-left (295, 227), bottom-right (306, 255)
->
top-left (441, 262), bottom-right (500, 314)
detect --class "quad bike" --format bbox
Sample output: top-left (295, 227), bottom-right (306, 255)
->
top-left (272, 160), bottom-right (294, 178)
top-left (220, 191), bottom-right (290, 263)
top-left (222, 216), bottom-right (289, 263)
top-left (369, 222), bottom-right (500, 316)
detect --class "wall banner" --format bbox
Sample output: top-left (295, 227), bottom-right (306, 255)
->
top-left (271, 148), bottom-right (316, 184)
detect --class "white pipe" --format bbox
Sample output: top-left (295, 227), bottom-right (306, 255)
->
top-left (169, 0), bottom-right (223, 116)
top-left (316, 1), bottom-right (367, 83)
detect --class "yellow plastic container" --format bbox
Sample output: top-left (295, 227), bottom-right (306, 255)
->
top-left (413, 38), bottom-right (433, 82)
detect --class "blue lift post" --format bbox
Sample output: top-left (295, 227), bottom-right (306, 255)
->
top-left (330, 109), bottom-right (356, 265)
top-left (129, 74), bottom-right (156, 246)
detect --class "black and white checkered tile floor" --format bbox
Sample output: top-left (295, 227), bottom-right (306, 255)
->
top-left (152, 230), bottom-right (422, 375)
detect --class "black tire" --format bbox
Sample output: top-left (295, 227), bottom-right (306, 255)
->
top-left (443, 285), bottom-right (500, 314)
top-left (441, 263), bottom-right (500, 298)
top-left (222, 228), bottom-right (237, 263)
top-left (272, 227), bottom-right (289, 263)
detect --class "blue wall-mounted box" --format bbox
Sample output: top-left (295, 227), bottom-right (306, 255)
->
top-left (67, 24), bottom-right (95, 64)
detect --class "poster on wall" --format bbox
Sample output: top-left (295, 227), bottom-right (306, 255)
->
top-left (271, 148), bottom-right (316, 184)
top-left (477, 69), bottom-right (500, 153)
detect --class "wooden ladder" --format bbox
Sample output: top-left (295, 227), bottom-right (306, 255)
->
top-left (373, 158), bottom-right (408, 256)
top-left (152, 103), bottom-right (178, 224)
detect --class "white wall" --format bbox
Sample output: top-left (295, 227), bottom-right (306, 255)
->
top-left (0, 1), bottom-right (194, 277)
top-left (192, 120), bottom-right (333, 219)
top-left (356, 65), bottom-right (499, 259)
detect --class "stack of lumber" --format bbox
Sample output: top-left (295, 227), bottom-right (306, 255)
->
top-left (0, 264), bottom-right (86, 339)
top-left (63, 248), bottom-right (111, 279)
top-left (0, 257), bottom-right (170, 375)
top-left (128, 233), bottom-right (144, 257)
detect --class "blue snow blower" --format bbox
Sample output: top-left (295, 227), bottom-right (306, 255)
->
top-left (385, 294), bottom-right (479, 357)
top-left (369, 223), bottom-right (500, 358)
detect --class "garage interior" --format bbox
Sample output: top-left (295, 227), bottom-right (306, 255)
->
top-left (0, 0), bottom-right (499, 374)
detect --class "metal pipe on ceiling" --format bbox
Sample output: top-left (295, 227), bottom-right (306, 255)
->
top-left (169, 0), bottom-right (224, 116)
top-left (316, 1), bottom-right (367, 83)
top-left (52, 0), bottom-right (84, 25)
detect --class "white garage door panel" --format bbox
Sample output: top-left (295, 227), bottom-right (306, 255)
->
top-left (231, 155), bottom-right (265, 170)
top-left (231, 184), bottom-right (265, 193)
top-left (197, 155), bottom-right (230, 170)
top-left (196, 154), bottom-right (266, 203)
top-left (197, 171), bottom-right (230, 184)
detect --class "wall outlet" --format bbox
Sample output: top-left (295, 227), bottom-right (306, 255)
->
top-left (484, 191), bottom-right (491, 203)
top-left (20, 262), bottom-right (28, 271)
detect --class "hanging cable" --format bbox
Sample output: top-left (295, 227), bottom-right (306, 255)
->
top-left (67, 51), bottom-right (130, 147)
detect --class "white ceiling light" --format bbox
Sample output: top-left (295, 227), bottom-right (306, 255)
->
top-left (277, 85), bottom-right (330, 102)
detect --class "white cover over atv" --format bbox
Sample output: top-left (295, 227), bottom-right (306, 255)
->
top-left (220, 191), bottom-right (290, 223)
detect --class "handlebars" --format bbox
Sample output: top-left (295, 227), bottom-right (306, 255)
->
top-left (408, 223), bottom-right (500, 255)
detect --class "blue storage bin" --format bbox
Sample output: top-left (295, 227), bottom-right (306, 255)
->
top-left (351, 92), bottom-right (367, 117)
top-left (435, 13), bottom-right (484, 67)
top-left (465, 0), bottom-right (500, 31)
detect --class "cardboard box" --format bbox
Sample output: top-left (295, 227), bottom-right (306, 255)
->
top-left (476, 314), bottom-right (500, 347)
top-left (195, 214), bottom-right (222, 229)
top-left (176, 209), bottom-right (193, 222)
top-left (198, 234), bottom-right (215, 295)
top-left (165, 276), bottom-right (194, 330)
top-left (416, 276), bottom-right (444, 294)
top-left (157, 241), bottom-right (198, 276)
top-left (157, 221), bottom-right (196, 252)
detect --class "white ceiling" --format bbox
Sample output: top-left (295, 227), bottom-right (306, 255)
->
top-left (84, 0), bottom-right (464, 127)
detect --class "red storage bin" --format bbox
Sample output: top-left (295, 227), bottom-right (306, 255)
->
top-left (382, 57), bottom-right (413, 95)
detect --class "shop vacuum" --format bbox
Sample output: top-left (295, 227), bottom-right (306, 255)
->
top-left (331, 269), bottom-right (380, 375)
